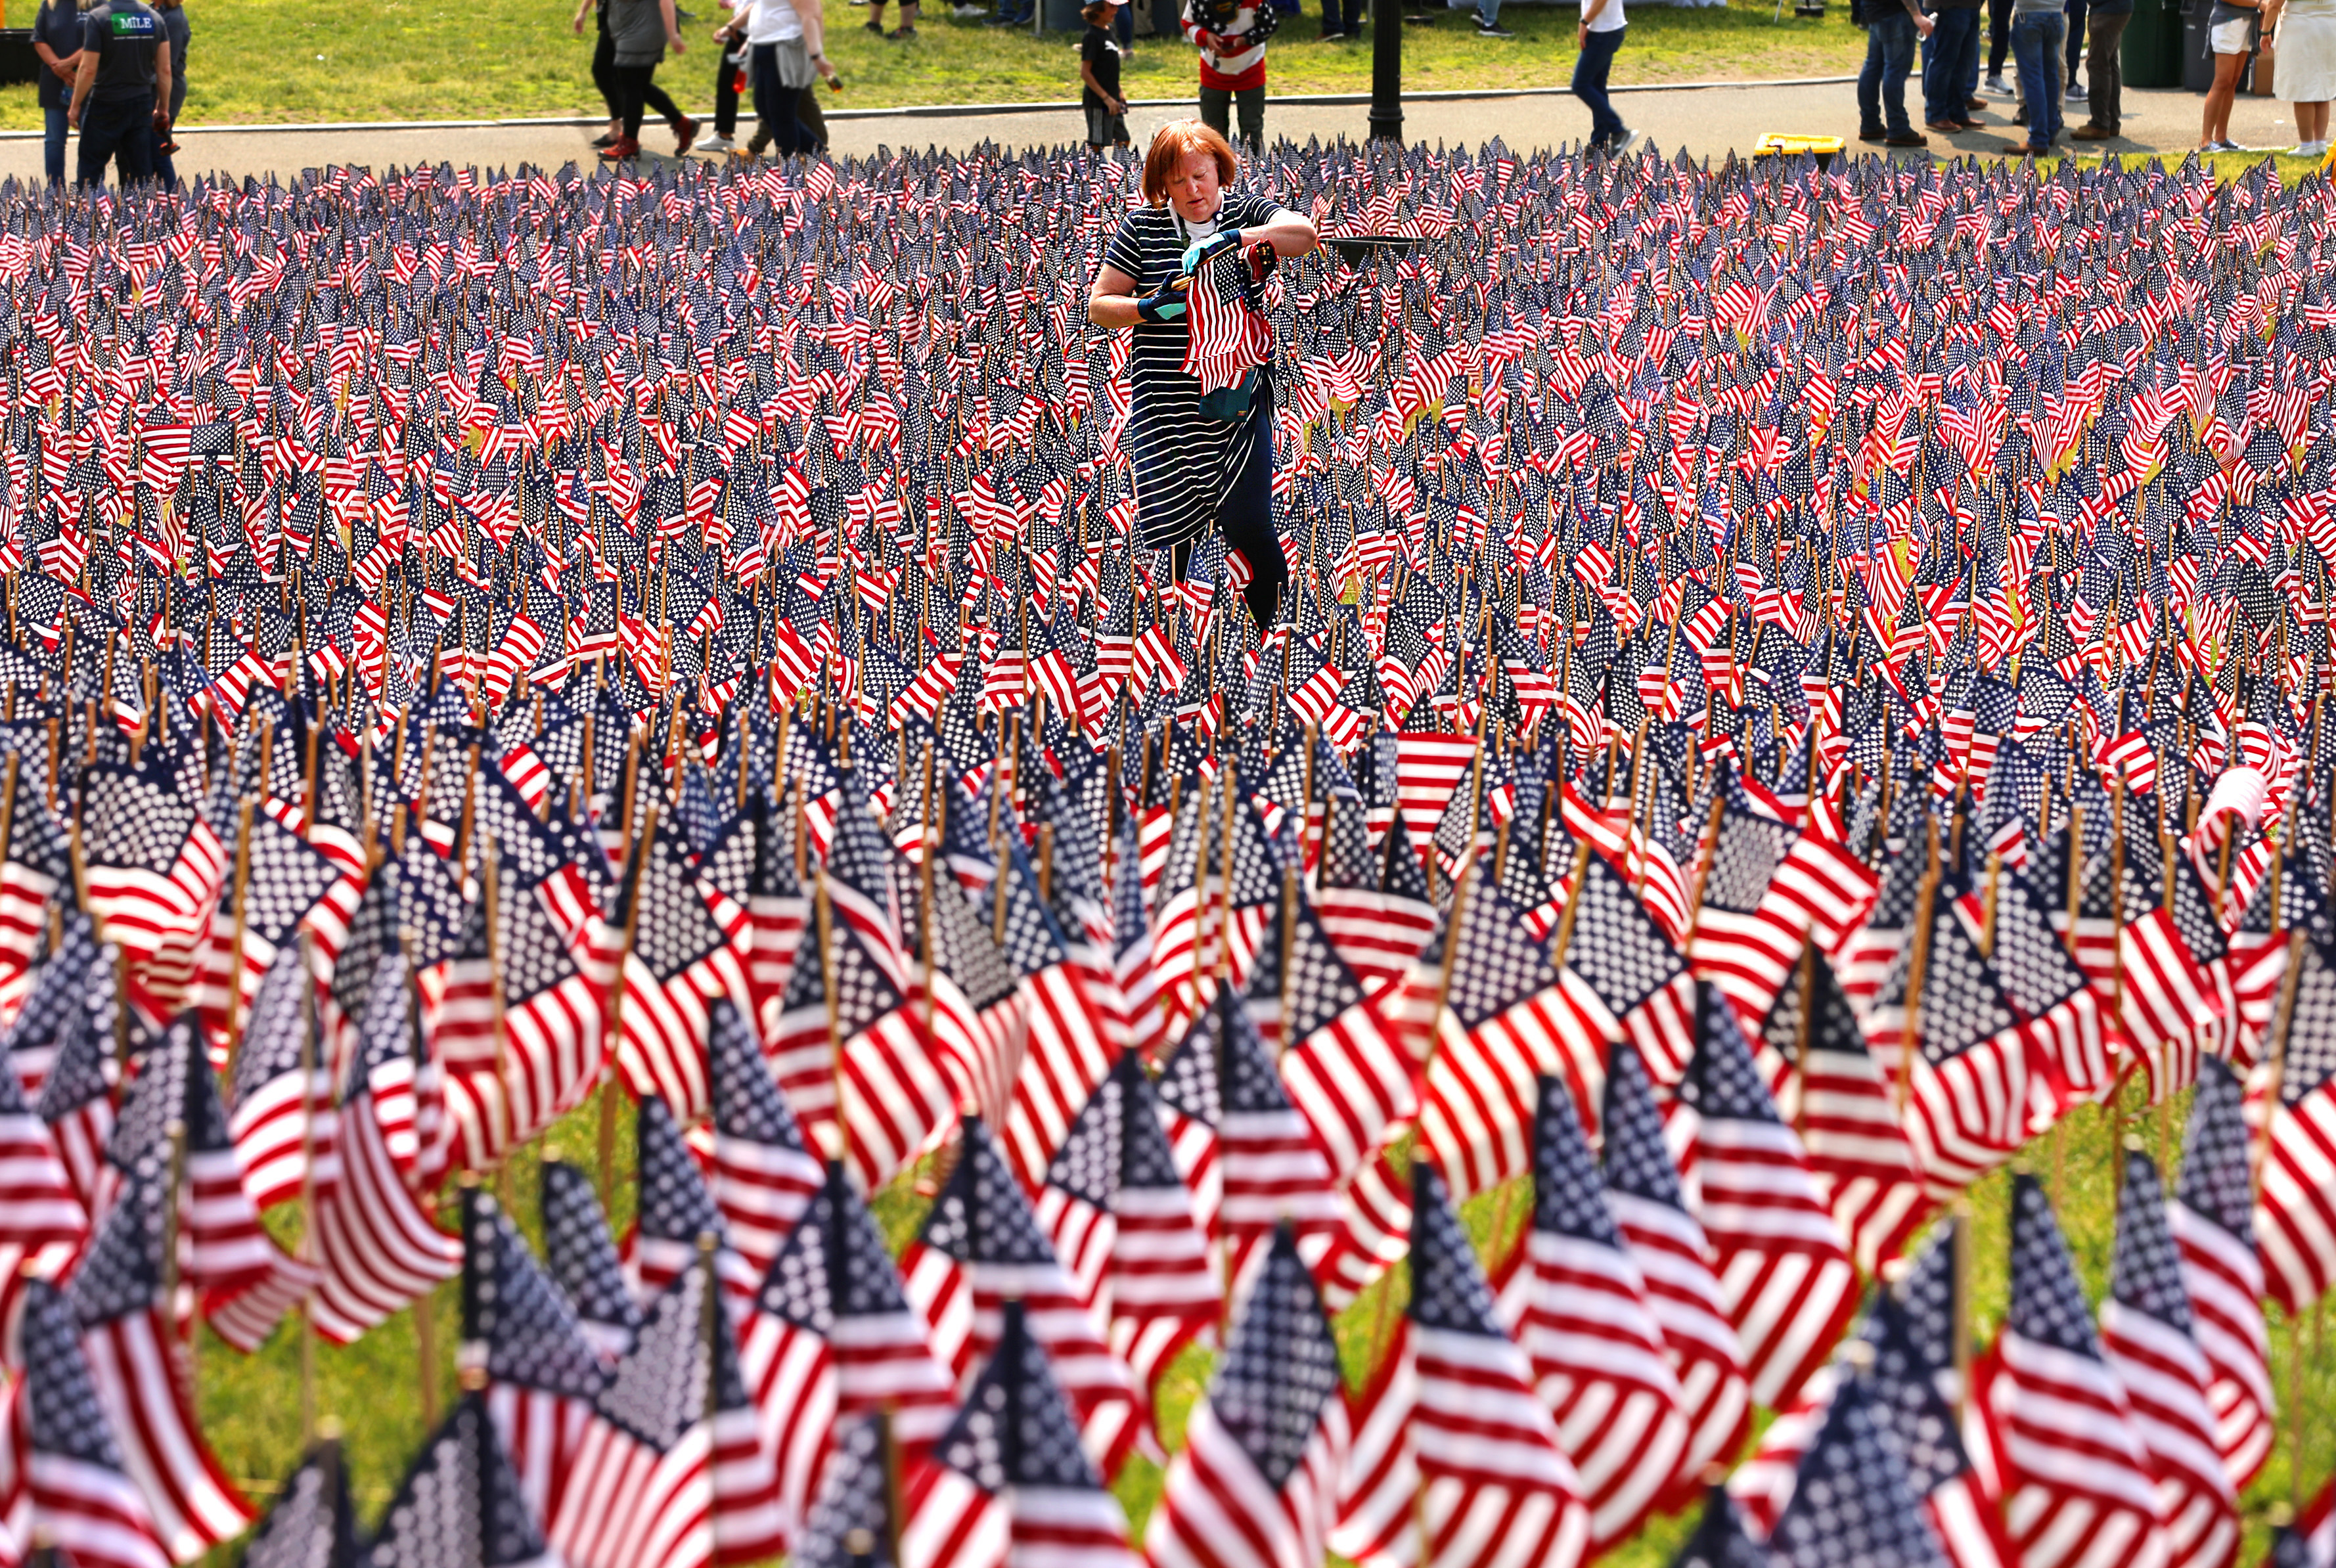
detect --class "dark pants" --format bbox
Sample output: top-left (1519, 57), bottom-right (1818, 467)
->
top-left (749, 43), bottom-right (812, 154)
top-left (2063, 0), bottom-right (2085, 77)
top-left (1319, 0), bottom-right (1360, 32)
top-left (2010, 7), bottom-right (2064, 146)
top-left (613, 61), bottom-right (680, 137)
top-left (715, 43), bottom-right (744, 136)
top-left (43, 102), bottom-right (68, 184)
top-left (2084, 7), bottom-right (2126, 125)
top-left (1167, 387), bottom-right (1284, 632)
top-left (1988, 0), bottom-right (2011, 70)
top-left (1573, 25), bottom-right (1627, 147)
top-left (1199, 83), bottom-right (1265, 145)
top-left (593, 26), bottom-right (621, 116)
top-left (797, 84), bottom-right (827, 150)
top-left (76, 94), bottom-right (154, 187)
top-left (1922, 5), bottom-right (1980, 123)
top-left (1859, 12), bottom-right (1921, 135)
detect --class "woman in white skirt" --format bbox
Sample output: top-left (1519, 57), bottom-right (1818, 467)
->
top-left (2266, 0), bottom-right (2335, 155)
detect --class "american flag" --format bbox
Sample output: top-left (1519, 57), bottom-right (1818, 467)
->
top-left (2167, 1057), bottom-right (2273, 1492)
top-left (1967, 1176), bottom-right (2170, 1568)
top-left (1336, 1161), bottom-right (1588, 1568)
top-left (1752, 948), bottom-right (1929, 1274)
top-left (64, 1163), bottom-right (256, 1558)
top-left (611, 811), bottom-right (752, 1121)
top-left (225, 943), bottom-right (340, 1213)
top-left (541, 1157), bottom-right (644, 1361)
top-left (1029, 1050), bottom-right (1219, 1441)
top-left (2257, 918), bottom-right (2336, 1314)
top-left (900, 1299), bottom-right (1138, 1568)
top-left (307, 952), bottom-right (462, 1345)
top-left (704, 997), bottom-right (823, 1279)
top-left (900, 1115), bottom-right (1138, 1477)
top-left (1141, 1224), bottom-right (1349, 1568)
top-left (0, 1280), bottom-right (176, 1568)
top-left (1600, 1041), bottom-right (1751, 1494)
top-left (459, 1184), bottom-right (613, 1531)
top-left (732, 1160), bottom-right (957, 1548)
top-left (1766, 1370), bottom-right (1951, 1568)
top-left (238, 1438), bottom-right (359, 1568)
top-left (2098, 1148), bottom-right (2239, 1568)
top-left (1492, 1074), bottom-right (1691, 1551)
top-left (1671, 983), bottom-right (1857, 1409)
top-left (1179, 248), bottom-right (1274, 399)
top-left (369, 1391), bottom-right (559, 1568)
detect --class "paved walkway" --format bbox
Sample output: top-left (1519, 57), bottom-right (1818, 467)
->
top-left (0, 80), bottom-right (2314, 183)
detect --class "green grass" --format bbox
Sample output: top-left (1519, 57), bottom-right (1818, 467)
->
top-left (188, 1077), bottom-right (2335, 1567)
top-left (0, 0), bottom-right (1869, 131)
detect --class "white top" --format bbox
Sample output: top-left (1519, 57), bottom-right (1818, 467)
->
top-left (740, 0), bottom-right (801, 47)
top-left (1586, 0), bottom-right (1625, 34)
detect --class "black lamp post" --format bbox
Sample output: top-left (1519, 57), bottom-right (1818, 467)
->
top-left (1368, 0), bottom-right (1403, 141)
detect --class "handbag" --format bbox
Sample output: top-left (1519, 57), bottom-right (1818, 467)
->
top-left (1197, 370), bottom-right (1257, 421)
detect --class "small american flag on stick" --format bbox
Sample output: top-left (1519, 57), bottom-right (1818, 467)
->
top-left (1180, 250), bottom-right (1274, 397)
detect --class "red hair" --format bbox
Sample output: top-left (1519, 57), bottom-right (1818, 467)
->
top-left (1140, 121), bottom-right (1238, 208)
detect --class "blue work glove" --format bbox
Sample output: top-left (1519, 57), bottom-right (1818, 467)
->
top-left (1136, 291), bottom-right (1187, 323)
top-left (1180, 227), bottom-right (1244, 275)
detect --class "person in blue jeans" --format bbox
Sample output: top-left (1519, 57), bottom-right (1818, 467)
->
top-left (1573, 0), bottom-right (1636, 152)
top-left (1859, 0), bottom-right (1937, 141)
top-left (2002, 0), bottom-right (2064, 150)
top-left (1921, 0), bottom-right (1983, 129)
top-left (30, 0), bottom-right (82, 184)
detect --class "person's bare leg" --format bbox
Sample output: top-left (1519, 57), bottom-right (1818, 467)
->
top-left (2201, 51), bottom-right (2245, 143)
top-left (2309, 101), bottom-right (2331, 143)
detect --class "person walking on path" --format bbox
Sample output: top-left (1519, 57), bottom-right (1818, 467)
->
top-left (1087, 120), bottom-right (1318, 631)
top-left (1081, 0), bottom-right (1133, 146)
top-left (2068, 0), bottom-right (2130, 137)
top-left (1182, 0), bottom-right (1274, 147)
top-left (700, 18), bottom-right (748, 152)
top-left (1573, 0), bottom-right (1636, 152)
top-left (1857, 0), bottom-right (1935, 145)
top-left (2198, 0), bottom-right (2257, 148)
top-left (29, 0), bottom-right (82, 185)
top-left (1921, 0), bottom-right (1983, 131)
top-left (66, 0), bottom-right (170, 186)
top-left (1998, 0), bottom-right (2064, 151)
top-left (2264, 0), bottom-right (2335, 153)
top-left (599, 0), bottom-right (694, 160)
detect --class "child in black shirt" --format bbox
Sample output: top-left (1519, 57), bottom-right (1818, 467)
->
top-left (1080, 0), bottom-right (1129, 147)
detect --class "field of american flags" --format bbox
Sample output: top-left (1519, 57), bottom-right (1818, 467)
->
top-left (7, 134), bottom-right (2336, 1568)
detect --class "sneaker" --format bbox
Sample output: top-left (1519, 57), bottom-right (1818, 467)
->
top-left (951, 4), bottom-right (985, 13)
top-left (889, 24), bottom-right (918, 35)
top-left (591, 129), bottom-right (620, 146)
top-left (2066, 80), bottom-right (2087, 99)
top-left (2203, 137), bottom-right (2246, 152)
top-left (671, 114), bottom-right (698, 156)
top-left (696, 130), bottom-right (736, 152)
top-left (1984, 72), bottom-right (2011, 95)
top-left (1616, 127), bottom-right (1644, 152)
top-left (1473, 13), bottom-right (1514, 33)
top-left (598, 136), bottom-right (640, 160)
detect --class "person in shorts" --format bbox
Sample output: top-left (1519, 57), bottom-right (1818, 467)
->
top-left (2199, 0), bottom-right (2258, 148)
top-left (1082, 0), bottom-right (1131, 146)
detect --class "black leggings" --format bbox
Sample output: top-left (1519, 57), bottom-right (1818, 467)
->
top-left (1987, 0), bottom-right (2012, 74)
top-left (613, 61), bottom-right (681, 137)
top-left (1167, 391), bottom-right (1285, 632)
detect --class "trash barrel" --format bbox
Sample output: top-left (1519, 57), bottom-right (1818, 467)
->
top-left (0, 30), bottom-right (35, 87)
top-left (2183, 0), bottom-right (2216, 89)
top-left (2121, 0), bottom-right (2173, 85)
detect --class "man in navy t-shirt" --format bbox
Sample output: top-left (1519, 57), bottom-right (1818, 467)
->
top-left (67, 0), bottom-right (174, 187)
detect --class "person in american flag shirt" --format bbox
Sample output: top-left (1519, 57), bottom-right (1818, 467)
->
top-left (1087, 120), bottom-right (1318, 633)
